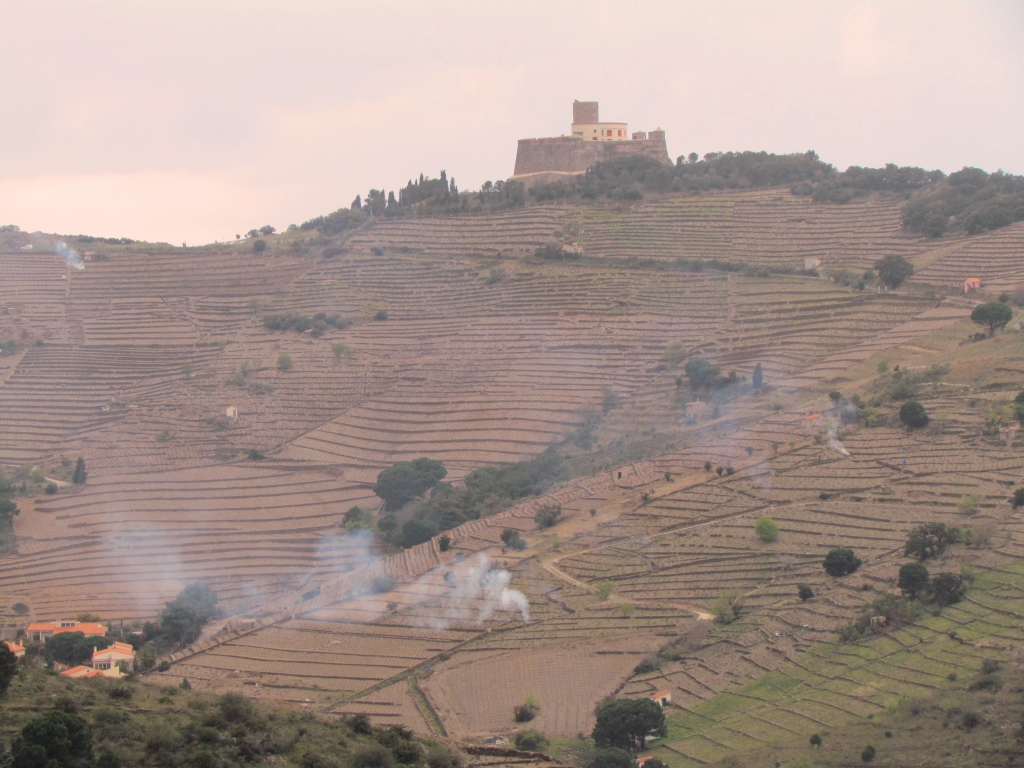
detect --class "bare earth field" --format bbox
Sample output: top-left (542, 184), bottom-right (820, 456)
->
top-left (4, 189), bottom-right (1024, 764)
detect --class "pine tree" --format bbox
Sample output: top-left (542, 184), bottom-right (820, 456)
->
top-left (72, 456), bottom-right (87, 485)
top-left (752, 362), bottom-right (763, 390)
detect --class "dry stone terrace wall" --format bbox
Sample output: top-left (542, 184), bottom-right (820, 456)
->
top-left (912, 219), bottom-right (1024, 289)
top-left (3, 464), bottom-right (378, 619)
top-left (0, 343), bottom-right (219, 464)
top-left (0, 253), bottom-right (69, 341)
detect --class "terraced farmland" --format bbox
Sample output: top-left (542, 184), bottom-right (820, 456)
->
top-left (4, 190), bottom-right (1024, 752)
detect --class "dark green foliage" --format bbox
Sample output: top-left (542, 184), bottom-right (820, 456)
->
top-left (904, 523), bottom-right (959, 561)
top-left (346, 714), bottom-right (373, 736)
top-left (861, 745), bottom-right (876, 762)
top-left (931, 572), bottom-right (967, 606)
top-left (812, 163), bottom-right (943, 204)
top-left (373, 458), bottom-right (447, 510)
top-left (903, 167), bottom-right (1024, 237)
top-left (71, 457), bottom-right (87, 485)
top-left (513, 703), bottom-right (537, 723)
top-left (0, 642), bottom-right (16, 695)
top-left (685, 357), bottom-right (720, 389)
top-left (752, 362), bottom-right (763, 390)
top-left (874, 254), bottom-right (914, 289)
top-left (300, 207), bottom-right (366, 235)
top-left (513, 730), bottom-right (548, 752)
top-left (376, 726), bottom-right (420, 765)
top-left (837, 592), bottom-right (923, 642)
top-left (532, 151), bottom-right (831, 203)
top-left (343, 506), bottom-right (366, 526)
top-left (160, 583), bottom-right (219, 646)
top-left (899, 400), bottom-right (929, 429)
top-left (585, 749), bottom-right (634, 768)
top-left (44, 483), bottom-right (57, 495)
top-left (44, 633), bottom-right (112, 667)
top-left (534, 503), bottom-right (562, 529)
top-left (0, 339), bottom-right (18, 356)
top-left (898, 562), bottom-right (930, 598)
top-left (245, 449), bottom-right (265, 461)
top-left (392, 519), bottom-right (438, 549)
top-left (1012, 488), bottom-right (1024, 509)
top-left (437, 534), bottom-right (451, 552)
top-left (823, 547), bottom-right (862, 577)
top-left (592, 697), bottom-right (666, 751)
top-left (501, 528), bottom-right (526, 551)
top-left (397, 448), bottom-right (564, 547)
top-left (253, 239), bottom-right (267, 253)
top-left (0, 498), bottom-right (18, 522)
top-left (11, 710), bottom-right (92, 768)
top-left (350, 744), bottom-right (396, 768)
top-left (632, 655), bottom-right (659, 675)
top-left (810, 734), bottom-right (822, 747)
top-left (263, 312), bottom-right (350, 337)
top-left (798, 584), bottom-right (814, 601)
top-left (373, 310), bottom-right (389, 321)
top-left (970, 302), bottom-right (1014, 336)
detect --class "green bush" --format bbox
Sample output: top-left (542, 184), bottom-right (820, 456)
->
top-left (276, 353), bottom-right (293, 371)
top-left (898, 562), bottom-right (930, 598)
top-left (253, 239), bottom-right (267, 253)
top-left (534, 503), bottom-right (562, 529)
top-left (592, 697), bottom-right (666, 751)
top-left (874, 254), bottom-right (914, 288)
top-left (754, 516), bottom-right (779, 542)
top-left (11, 710), bottom-right (93, 767)
top-left (513, 730), bottom-right (548, 751)
top-left (823, 547), bottom-right (861, 577)
top-left (899, 400), bottom-right (929, 429)
top-left (373, 458), bottom-right (447, 510)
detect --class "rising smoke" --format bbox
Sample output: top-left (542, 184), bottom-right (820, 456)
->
top-left (32, 233), bottom-right (85, 270)
top-left (418, 553), bottom-right (530, 630)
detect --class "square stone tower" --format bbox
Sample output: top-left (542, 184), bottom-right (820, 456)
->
top-left (573, 100), bottom-right (599, 125)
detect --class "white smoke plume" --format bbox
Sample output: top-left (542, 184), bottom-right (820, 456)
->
top-left (53, 239), bottom-right (84, 270)
top-left (827, 416), bottom-right (851, 456)
top-left (420, 553), bottom-right (530, 630)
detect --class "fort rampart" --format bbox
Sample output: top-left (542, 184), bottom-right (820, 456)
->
top-left (512, 135), bottom-right (671, 181)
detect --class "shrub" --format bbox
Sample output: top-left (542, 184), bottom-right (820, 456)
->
top-left (956, 492), bottom-right (983, 514)
top-left (11, 710), bottom-right (93, 767)
top-left (899, 400), bottom-right (929, 428)
top-left (513, 701), bottom-right (538, 723)
top-left (44, 482), bottom-right (57, 495)
top-left (798, 584), bottom-right (814, 601)
top-left (874, 254), bottom-right (913, 288)
top-left (931, 572), bottom-right (966, 606)
top-left (662, 340), bottom-right (685, 366)
top-left (905, 523), bottom-right (959, 561)
top-left (534, 503), bottom-right (562, 529)
top-left (374, 310), bottom-right (389, 321)
top-left (276, 353), bottom-right (293, 371)
top-left (157, 660), bottom-right (171, 672)
top-left (513, 730), bottom-right (548, 751)
top-left (245, 449), bottom-right (265, 460)
top-left (754, 516), bottom-right (779, 542)
top-left (633, 655), bottom-right (659, 675)
top-left (861, 745), bottom-right (876, 762)
top-left (619, 602), bottom-right (634, 617)
top-left (1012, 488), bottom-right (1024, 509)
top-left (585, 749), bottom-right (634, 768)
top-left (823, 547), bottom-right (862, 577)
top-left (712, 589), bottom-right (743, 625)
top-left (898, 562), bottom-right (930, 598)
top-left (253, 239), bottom-right (267, 253)
top-left (346, 713), bottom-right (372, 735)
top-left (595, 580), bottom-right (615, 600)
top-left (437, 533), bottom-right (452, 552)
top-left (810, 734), bottom-right (821, 747)
top-left (350, 743), bottom-right (396, 768)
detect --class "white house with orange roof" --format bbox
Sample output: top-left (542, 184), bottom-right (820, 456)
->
top-left (4, 640), bottom-right (25, 658)
top-left (92, 642), bottom-right (135, 675)
top-left (26, 620), bottom-right (107, 643)
top-left (649, 690), bottom-right (671, 707)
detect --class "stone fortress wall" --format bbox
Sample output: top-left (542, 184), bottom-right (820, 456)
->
top-left (512, 100), bottom-right (671, 185)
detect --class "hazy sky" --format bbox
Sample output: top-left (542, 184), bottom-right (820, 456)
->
top-left (1, 1), bottom-right (1022, 245)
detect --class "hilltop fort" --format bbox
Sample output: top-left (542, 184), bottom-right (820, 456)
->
top-left (511, 100), bottom-right (671, 185)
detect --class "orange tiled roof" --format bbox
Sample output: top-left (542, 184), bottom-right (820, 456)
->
top-left (4, 641), bottom-right (24, 654)
top-left (93, 642), bottom-right (134, 658)
top-left (60, 665), bottom-right (104, 678)
top-left (651, 690), bottom-right (671, 698)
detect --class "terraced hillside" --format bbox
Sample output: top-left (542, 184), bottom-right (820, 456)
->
top-left (3, 189), bottom-right (1024, 758)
